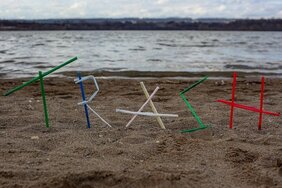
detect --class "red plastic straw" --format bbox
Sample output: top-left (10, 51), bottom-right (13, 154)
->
top-left (230, 72), bottom-right (237, 129)
top-left (217, 100), bottom-right (280, 116)
top-left (217, 73), bottom-right (280, 130)
top-left (258, 76), bottom-right (265, 130)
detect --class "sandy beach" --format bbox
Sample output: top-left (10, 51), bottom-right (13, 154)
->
top-left (0, 75), bottom-right (281, 187)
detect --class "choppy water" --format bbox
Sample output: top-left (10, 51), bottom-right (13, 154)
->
top-left (0, 31), bottom-right (282, 78)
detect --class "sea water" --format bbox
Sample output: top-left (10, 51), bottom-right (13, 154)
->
top-left (0, 30), bottom-right (282, 78)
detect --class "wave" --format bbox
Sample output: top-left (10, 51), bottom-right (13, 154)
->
top-left (31, 43), bottom-right (45, 48)
top-left (0, 60), bottom-right (15, 64)
top-left (225, 64), bottom-right (282, 71)
top-left (157, 43), bottom-right (217, 48)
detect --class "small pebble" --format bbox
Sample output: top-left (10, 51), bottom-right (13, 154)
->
top-left (226, 137), bottom-right (234, 141)
top-left (27, 104), bottom-right (34, 110)
top-left (31, 136), bottom-right (39, 140)
top-left (215, 80), bottom-right (226, 86)
top-left (200, 160), bottom-right (206, 165)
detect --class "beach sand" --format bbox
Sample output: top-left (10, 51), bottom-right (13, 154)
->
top-left (0, 76), bottom-right (281, 187)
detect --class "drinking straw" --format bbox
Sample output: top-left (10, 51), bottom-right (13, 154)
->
top-left (180, 76), bottom-right (208, 95)
top-left (140, 82), bottom-right (166, 129)
top-left (77, 73), bottom-right (91, 128)
top-left (229, 72), bottom-right (237, 129)
top-left (87, 104), bottom-right (112, 128)
top-left (180, 94), bottom-right (205, 128)
top-left (4, 57), bottom-right (78, 96)
top-left (217, 73), bottom-right (280, 130)
top-left (39, 71), bottom-right (49, 128)
top-left (179, 76), bottom-right (209, 133)
top-left (116, 109), bottom-right (179, 117)
top-left (217, 100), bottom-right (280, 116)
top-left (74, 75), bottom-right (100, 105)
top-left (125, 86), bottom-right (159, 128)
top-left (181, 126), bottom-right (208, 133)
top-left (258, 76), bottom-right (264, 130)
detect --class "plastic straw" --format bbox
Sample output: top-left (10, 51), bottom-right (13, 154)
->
top-left (230, 72), bottom-right (237, 129)
top-left (258, 76), bottom-right (264, 130)
top-left (180, 76), bottom-right (208, 95)
top-left (217, 73), bottom-right (280, 130)
top-left (77, 73), bottom-right (91, 128)
top-left (179, 76), bottom-right (208, 133)
top-left (140, 82), bottom-right (166, 129)
top-left (87, 105), bottom-right (112, 128)
top-left (180, 94), bottom-right (206, 128)
top-left (116, 109), bottom-right (178, 117)
top-left (125, 86), bottom-right (159, 128)
top-left (217, 100), bottom-right (280, 116)
top-left (75, 75), bottom-right (99, 105)
top-left (4, 57), bottom-right (78, 96)
top-left (39, 71), bottom-right (49, 128)
top-left (181, 126), bottom-right (208, 133)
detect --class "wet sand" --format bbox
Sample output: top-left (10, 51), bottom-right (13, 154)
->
top-left (0, 76), bottom-right (281, 187)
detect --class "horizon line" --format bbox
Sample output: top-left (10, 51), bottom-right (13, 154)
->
top-left (1, 17), bottom-right (282, 20)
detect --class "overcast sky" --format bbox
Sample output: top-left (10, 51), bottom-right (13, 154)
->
top-left (0, 0), bottom-right (281, 19)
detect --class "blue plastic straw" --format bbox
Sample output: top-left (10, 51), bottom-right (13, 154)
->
top-left (77, 72), bottom-right (91, 128)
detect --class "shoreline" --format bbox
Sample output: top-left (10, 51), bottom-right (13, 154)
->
top-left (1, 70), bottom-right (282, 80)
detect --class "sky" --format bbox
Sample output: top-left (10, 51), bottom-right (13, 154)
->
top-left (0, 0), bottom-right (282, 19)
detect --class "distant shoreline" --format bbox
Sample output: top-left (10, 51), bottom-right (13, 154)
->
top-left (1, 30), bottom-right (282, 32)
top-left (63, 70), bottom-right (282, 78)
top-left (1, 18), bottom-right (282, 31)
top-left (1, 70), bottom-right (281, 80)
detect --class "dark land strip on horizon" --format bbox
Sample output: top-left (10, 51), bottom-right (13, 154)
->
top-left (1, 18), bottom-right (282, 31)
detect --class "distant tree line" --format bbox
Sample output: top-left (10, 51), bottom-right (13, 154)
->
top-left (0, 18), bottom-right (282, 31)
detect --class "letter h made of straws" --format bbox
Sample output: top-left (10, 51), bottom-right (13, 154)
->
top-left (217, 72), bottom-right (280, 130)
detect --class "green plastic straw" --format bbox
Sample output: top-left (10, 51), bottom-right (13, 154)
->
top-left (39, 71), bottom-right (49, 128)
top-left (180, 94), bottom-right (205, 127)
top-left (180, 76), bottom-right (209, 133)
top-left (4, 57), bottom-right (78, 96)
top-left (180, 76), bottom-right (208, 95)
top-left (181, 126), bottom-right (208, 133)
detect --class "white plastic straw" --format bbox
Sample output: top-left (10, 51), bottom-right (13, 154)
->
top-left (75, 75), bottom-right (99, 105)
top-left (116, 109), bottom-right (178, 117)
top-left (125, 86), bottom-right (159, 128)
top-left (140, 82), bottom-right (166, 129)
top-left (87, 105), bottom-right (112, 128)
